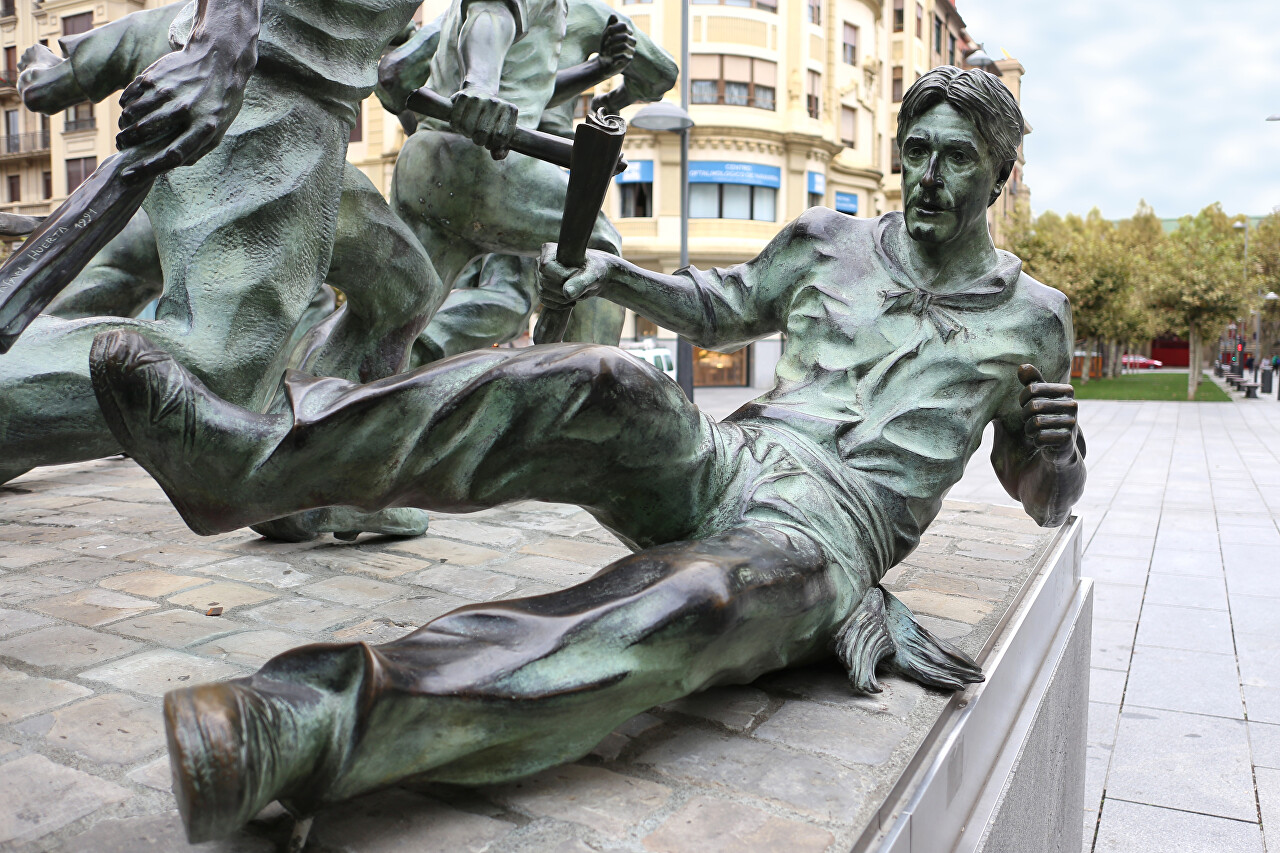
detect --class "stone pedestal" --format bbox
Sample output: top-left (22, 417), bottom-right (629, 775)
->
top-left (864, 508), bottom-right (1090, 853)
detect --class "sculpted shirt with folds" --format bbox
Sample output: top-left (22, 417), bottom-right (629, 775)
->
top-left (678, 209), bottom-right (1074, 580)
top-left (426, 0), bottom-right (570, 127)
top-left (164, 0), bottom-right (423, 118)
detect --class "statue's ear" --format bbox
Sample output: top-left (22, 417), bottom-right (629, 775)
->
top-left (989, 159), bottom-right (1015, 207)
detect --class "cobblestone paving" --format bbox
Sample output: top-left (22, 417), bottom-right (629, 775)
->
top-left (949, 386), bottom-right (1280, 853)
top-left (0, 449), bottom-right (1061, 852)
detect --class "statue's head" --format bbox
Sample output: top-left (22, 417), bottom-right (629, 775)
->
top-left (896, 66), bottom-right (1023, 246)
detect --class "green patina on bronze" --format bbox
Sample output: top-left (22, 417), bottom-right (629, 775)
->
top-left (86, 67), bottom-right (1085, 844)
top-left (1, 0), bottom-right (660, 541)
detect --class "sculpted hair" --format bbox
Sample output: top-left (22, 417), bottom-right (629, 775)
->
top-left (896, 66), bottom-right (1024, 166)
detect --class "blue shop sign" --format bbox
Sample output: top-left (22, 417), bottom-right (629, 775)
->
top-left (615, 159), bottom-right (653, 184)
top-left (835, 191), bottom-right (859, 214)
top-left (688, 161), bottom-right (781, 188)
top-left (807, 171), bottom-right (825, 195)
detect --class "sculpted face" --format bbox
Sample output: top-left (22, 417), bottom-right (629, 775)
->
top-left (900, 102), bottom-right (1006, 246)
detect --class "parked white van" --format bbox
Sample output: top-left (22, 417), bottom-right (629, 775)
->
top-left (623, 345), bottom-right (678, 383)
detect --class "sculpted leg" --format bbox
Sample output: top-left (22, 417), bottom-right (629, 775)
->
top-left (395, 130), bottom-right (625, 362)
top-left (163, 526), bottom-right (842, 842)
top-left (92, 331), bottom-right (716, 546)
top-left (286, 164), bottom-right (446, 384)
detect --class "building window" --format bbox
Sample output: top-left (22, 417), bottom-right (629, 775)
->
top-left (689, 55), bottom-right (776, 111)
top-left (61, 12), bottom-right (93, 36)
top-left (934, 16), bottom-right (943, 53)
top-left (3, 47), bottom-right (15, 85)
top-left (948, 33), bottom-right (957, 66)
top-left (916, 3), bottom-right (924, 38)
top-left (809, 192), bottom-right (823, 209)
top-left (619, 182), bottom-right (651, 218)
top-left (893, 0), bottom-right (904, 33)
top-left (42, 170), bottom-right (51, 199)
top-left (807, 0), bottom-right (820, 25)
top-left (891, 139), bottom-right (902, 174)
top-left (806, 70), bottom-right (821, 119)
top-left (692, 0), bottom-right (775, 9)
top-left (842, 23), bottom-right (858, 65)
top-left (689, 184), bottom-right (776, 221)
top-left (66, 156), bottom-right (96, 193)
top-left (841, 106), bottom-right (857, 146)
top-left (349, 103), bottom-right (362, 143)
top-left (64, 102), bottom-right (94, 133)
top-left (0, 1), bottom-right (13, 18)
top-left (891, 67), bottom-right (903, 102)
top-left (4, 109), bottom-right (17, 138)
top-left (572, 93), bottom-right (592, 119)
top-left (6, 174), bottom-right (18, 203)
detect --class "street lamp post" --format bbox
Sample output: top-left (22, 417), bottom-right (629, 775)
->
top-left (1234, 221), bottom-right (1256, 378)
top-left (630, 1), bottom-right (695, 401)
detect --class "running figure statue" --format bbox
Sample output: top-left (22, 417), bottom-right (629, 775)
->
top-left (90, 67), bottom-right (1086, 844)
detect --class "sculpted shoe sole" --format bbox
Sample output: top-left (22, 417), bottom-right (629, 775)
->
top-left (164, 683), bottom-right (271, 844)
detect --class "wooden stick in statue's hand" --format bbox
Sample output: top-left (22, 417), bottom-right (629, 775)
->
top-left (533, 110), bottom-right (627, 345)
top-left (0, 152), bottom-right (152, 354)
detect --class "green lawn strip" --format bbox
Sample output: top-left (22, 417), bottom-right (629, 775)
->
top-left (1071, 373), bottom-right (1232, 402)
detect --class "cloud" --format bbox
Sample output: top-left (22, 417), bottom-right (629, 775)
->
top-left (960, 0), bottom-right (1280, 218)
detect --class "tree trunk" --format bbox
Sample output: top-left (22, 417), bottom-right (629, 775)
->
top-left (1109, 340), bottom-right (1121, 378)
top-left (1187, 326), bottom-right (1199, 401)
top-left (1078, 338), bottom-right (1091, 385)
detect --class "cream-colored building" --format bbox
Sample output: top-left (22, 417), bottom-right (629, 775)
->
top-left (0, 0), bottom-right (1028, 387)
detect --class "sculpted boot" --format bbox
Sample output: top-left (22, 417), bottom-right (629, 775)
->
top-left (165, 681), bottom-right (330, 843)
top-left (90, 328), bottom-right (428, 541)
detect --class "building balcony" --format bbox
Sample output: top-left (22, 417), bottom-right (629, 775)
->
top-left (0, 69), bottom-right (17, 98)
top-left (0, 131), bottom-right (51, 160)
top-left (64, 118), bottom-right (96, 134)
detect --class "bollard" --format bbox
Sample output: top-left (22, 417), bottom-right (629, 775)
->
top-left (1264, 368), bottom-right (1274, 396)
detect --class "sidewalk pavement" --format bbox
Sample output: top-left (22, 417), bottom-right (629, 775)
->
top-left (949, 393), bottom-right (1280, 853)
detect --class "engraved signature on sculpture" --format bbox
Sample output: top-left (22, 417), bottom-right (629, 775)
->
top-left (0, 208), bottom-right (95, 297)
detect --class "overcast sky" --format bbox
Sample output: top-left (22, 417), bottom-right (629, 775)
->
top-left (958, 0), bottom-right (1280, 220)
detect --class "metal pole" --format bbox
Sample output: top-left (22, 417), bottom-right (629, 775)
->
top-left (1247, 226), bottom-right (1260, 380)
top-left (675, 0), bottom-right (695, 401)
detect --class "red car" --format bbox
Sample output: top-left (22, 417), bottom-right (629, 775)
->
top-left (1121, 354), bottom-right (1164, 370)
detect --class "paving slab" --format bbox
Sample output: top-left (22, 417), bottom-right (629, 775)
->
top-left (1134, 603), bottom-right (1236, 656)
top-left (1124, 645), bottom-right (1244, 719)
top-left (20, 692), bottom-right (165, 764)
top-left (642, 796), bottom-right (835, 853)
top-left (1107, 708), bottom-right (1256, 821)
top-left (0, 625), bottom-right (142, 670)
top-left (1094, 799), bottom-right (1263, 853)
top-left (112, 608), bottom-right (243, 648)
top-left (1142, 573), bottom-right (1228, 610)
top-left (0, 666), bottom-right (93, 723)
top-left (0, 754), bottom-right (131, 846)
top-left (79, 649), bottom-right (245, 697)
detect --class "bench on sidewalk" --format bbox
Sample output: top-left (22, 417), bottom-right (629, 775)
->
top-left (1243, 382), bottom-right (1260, 399)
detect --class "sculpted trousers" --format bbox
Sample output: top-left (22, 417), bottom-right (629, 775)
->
top-left (193, 344), bottom-right (852, 801)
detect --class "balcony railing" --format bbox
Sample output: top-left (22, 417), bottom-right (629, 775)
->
top-left (0, 69), bottom-right (16, 92)
top-left (0, 131), bottom-right (50, 157)
top-left (64, 118), bottom-right (96, 133)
